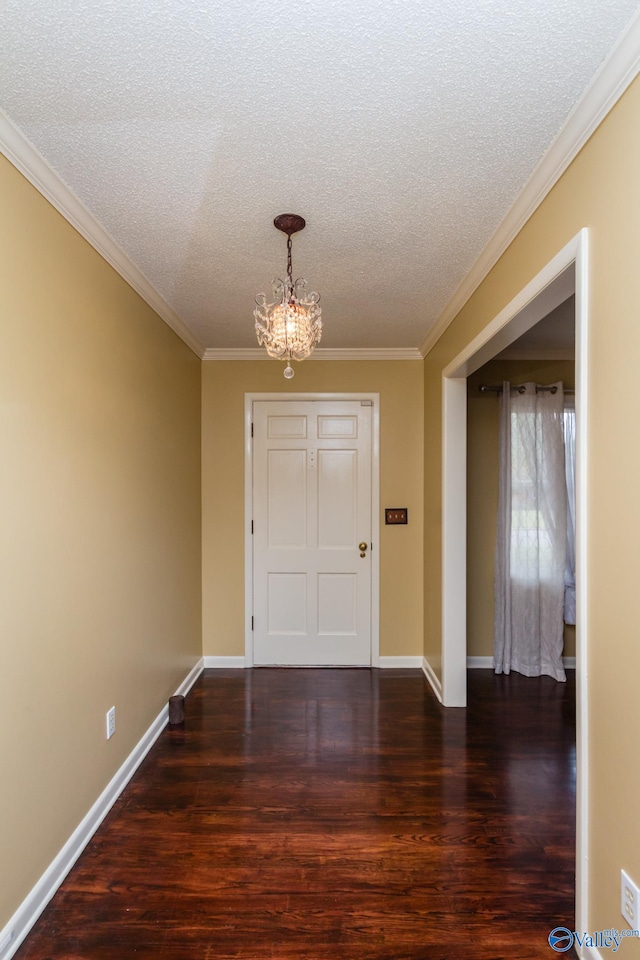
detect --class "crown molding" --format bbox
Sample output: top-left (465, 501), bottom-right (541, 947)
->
top-left (420, 7), bottom-right (640, 359)
top-left (0, 109), bottom-right (206, 359)
top-left (202, 347), bottom-right (424, 361)
top-left (202, 349), bottom-right (268, 360)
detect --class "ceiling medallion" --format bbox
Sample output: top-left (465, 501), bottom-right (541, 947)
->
top-left (254, 214), bottom-right (322, 378)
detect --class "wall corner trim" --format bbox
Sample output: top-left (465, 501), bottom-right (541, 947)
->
top-left (421, 658), bottom-right (443, 703)
top-left (0, 658), bottom-right (204, 960)
top-left (419, 7), bottom-right (640, 358)
top-left (0, 109), bottom-right (205, 360)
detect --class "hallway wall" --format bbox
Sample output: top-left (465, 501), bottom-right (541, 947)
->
top-left (423, 74), bottom-right (640, 948)
top-left (201, 359), bottom-right (424, 660)
top-left (0, 155), bottom-right (202, 932)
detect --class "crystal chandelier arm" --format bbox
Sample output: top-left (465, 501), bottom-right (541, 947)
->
top-left (292, 278), bottom-right (320, 305)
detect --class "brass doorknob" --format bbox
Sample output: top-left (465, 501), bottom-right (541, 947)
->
top-left (359, 542), bottom-right (368, 557)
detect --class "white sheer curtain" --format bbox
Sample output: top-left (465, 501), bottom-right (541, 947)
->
top-left (494, 382), bottom-right (567, 681)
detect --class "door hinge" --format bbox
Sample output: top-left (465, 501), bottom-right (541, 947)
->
top-left (251, 422), bottom-right (254, 437)
top-left (251, 520), bottom-right (254, 534)
top-left (251, 616), bottom-right (254, 631)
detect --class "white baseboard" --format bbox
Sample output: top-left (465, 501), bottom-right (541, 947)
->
top-left (202, 655), bottom-right (579, 672)
top-left (580, 944), bottom-right (603, 960)
top-left (379, 656), bottom-right (423, 668)
top-left (421, 657), bottom-right (443, 703)
top-left (175, 657), bottom-right (205, 696)
top-left (0, 657), bottom-right (204, 960)
top-left (467, 656), bottom-right (576, 669)
top-left (203, 656), bottom-right (246, 668)
top-left (467, 656), bottom-right (494, 669)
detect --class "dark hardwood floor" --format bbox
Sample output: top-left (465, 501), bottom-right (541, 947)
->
top-left (15, 668), bottom-right (576, 960)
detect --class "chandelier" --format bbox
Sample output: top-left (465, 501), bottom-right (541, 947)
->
top-left (254, 214), bottom-right (322, 378)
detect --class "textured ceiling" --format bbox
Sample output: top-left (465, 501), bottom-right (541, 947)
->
top-left (1, 0), bottom-right (638, 350)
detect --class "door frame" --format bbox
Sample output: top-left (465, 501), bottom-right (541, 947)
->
top-left (439, 228), bottom-right (589, 935)
top-left (244, 392), bottom-right (381, 667)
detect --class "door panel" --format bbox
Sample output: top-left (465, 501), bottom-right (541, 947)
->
top-left (317, 449), bottom-right (357, 548)
top-left (253, 400), bottom-right (372, 666)
top-left (317, 415), bottom-right (358, 439)
top-left (267, 415), bottom-right (308, 439)
top-left (267, 573), bottom-right (307, 634)
top-left (318, 574), bottom-right (357, 635)
top-left (267, 450), bottom-right (307, 548)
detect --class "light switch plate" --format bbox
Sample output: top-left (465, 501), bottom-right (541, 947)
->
top-left (385, 508), bottom-right (408, 524)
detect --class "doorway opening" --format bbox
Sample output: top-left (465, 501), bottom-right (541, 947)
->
top-left (439, 228), bottom-right (588, 935)
top-left (467, 295), bottom-right (576, 674)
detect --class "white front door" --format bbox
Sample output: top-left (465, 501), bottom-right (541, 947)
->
top-left (252, 399), bottom-right (372, 665)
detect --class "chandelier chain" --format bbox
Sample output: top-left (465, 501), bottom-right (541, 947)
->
top-left (287, 235), bottom-right (293, 287)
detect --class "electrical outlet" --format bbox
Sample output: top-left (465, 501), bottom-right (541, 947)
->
top-left (621, 869), bottom-right (639, 928)
top-left (106, 706), bottom-right (116, 740)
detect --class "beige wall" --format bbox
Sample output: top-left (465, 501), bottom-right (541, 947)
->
top-left (0, 156), bottom-right (202, 929)
top-left (423, 76), bottom-right (640, 945)
top-left (467, 358), bottom-right (575, 659)
top-left (202, 360), bottom-right (424, 659)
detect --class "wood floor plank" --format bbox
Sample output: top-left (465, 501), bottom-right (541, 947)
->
top-left (14, 668), bottom-right (576, 959)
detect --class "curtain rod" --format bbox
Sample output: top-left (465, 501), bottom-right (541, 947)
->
top-left (478, 384), bottom-right (575, 395)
